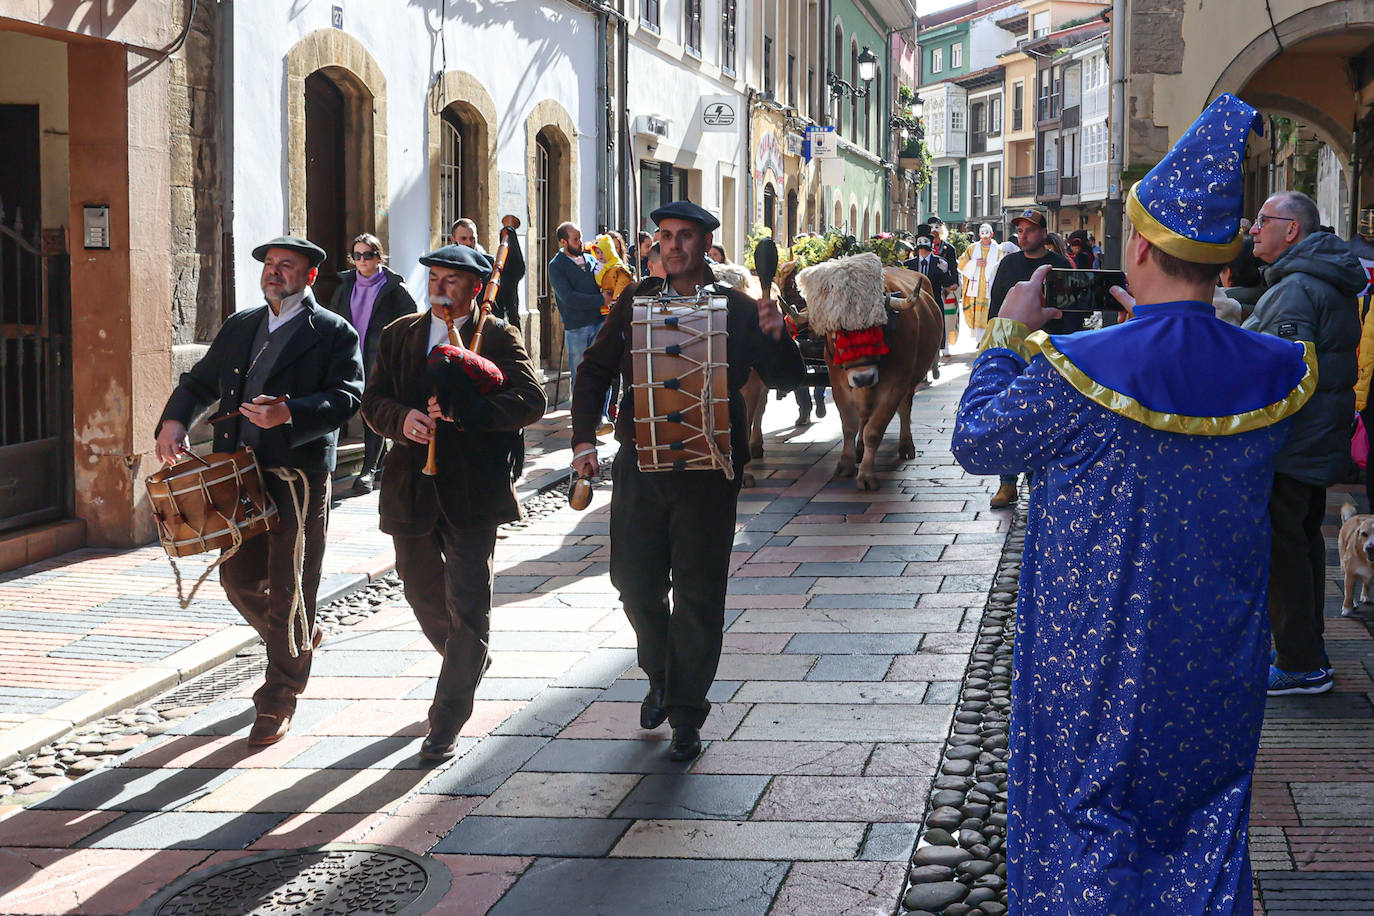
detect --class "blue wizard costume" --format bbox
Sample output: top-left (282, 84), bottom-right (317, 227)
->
top-left (953, 94), bottom-right (1315, 914)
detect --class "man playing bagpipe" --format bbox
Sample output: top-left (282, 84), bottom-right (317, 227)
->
top-left (361, 244), bottom-right (546, 760)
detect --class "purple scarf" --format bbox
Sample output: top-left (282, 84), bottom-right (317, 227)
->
top-left (349, 268), bottom-right (386, 348)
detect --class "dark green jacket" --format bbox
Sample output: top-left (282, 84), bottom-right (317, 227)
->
top-left (1244, 232), bottom-right (1364, 486)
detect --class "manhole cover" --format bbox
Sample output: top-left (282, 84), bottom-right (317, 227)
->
top-left (130, 844), bottom-right (451, 916)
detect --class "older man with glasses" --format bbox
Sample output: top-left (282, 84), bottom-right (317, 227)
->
top-left (1245, 190), bottom-right (1364, 695)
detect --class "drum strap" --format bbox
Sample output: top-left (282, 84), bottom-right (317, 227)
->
top-left (169, 463), bottom-right (251, 610)
top-left (268, 467), bottom-right (313, 659)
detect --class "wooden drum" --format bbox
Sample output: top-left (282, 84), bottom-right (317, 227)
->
top-left (146, 448), bottom-right (278, 557)
top-left (631, 294), bottom-right (733, 478)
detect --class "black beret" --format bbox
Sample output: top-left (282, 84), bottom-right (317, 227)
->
top-left (419, 244), bottom-right (494, 280)
top-left (252, 236), bottom-right (327, 267)
top-left (649, 200), bottom-right (721, 232)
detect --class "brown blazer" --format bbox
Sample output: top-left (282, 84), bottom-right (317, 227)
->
top-left (362, 312), bottom-right (546, 535)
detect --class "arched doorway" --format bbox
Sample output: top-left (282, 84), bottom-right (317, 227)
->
top-left (438, 102), bottom-right (488, 246)
top-left (861, 208), bottom-right (870, 240)
top-left (786, 190), bottom-right (798, 243)
top-left (763, 183), bottom-right (777, 234)
top-left (303, 66), bottom-right (375, 306)
top-left (834, 198), bottom-right (843, 232)
top-left (850, 204), bottom-right (858, 234)
top-left (533, 126), bottom-right (570, 365)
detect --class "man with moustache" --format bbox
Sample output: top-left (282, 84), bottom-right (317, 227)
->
top-left (156, 236), bottom-right (364, 746)
top-left (361, 244), bottom-right (545, 760)
top-left (570, 200), bottom-right (804, 761)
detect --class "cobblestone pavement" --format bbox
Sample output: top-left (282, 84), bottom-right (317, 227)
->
top-left (0, 358), bottom-right (1371, 914)
top-left (0, 413), bottom-right (580, 768)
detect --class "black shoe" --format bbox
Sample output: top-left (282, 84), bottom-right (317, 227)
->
top-left (352, 471), bottom-right (374, 494)
top-left (640, 686), bottom-right (667, 729)
top-left (795, 411), bottom-right (812, 427)
top-left (668, 725), bottom-right (701, 762)
top-left (814, 397), bottom-right (826, 418)
top-left (419, 730), bottom-right (458, 761)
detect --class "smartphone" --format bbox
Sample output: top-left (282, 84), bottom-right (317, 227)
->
top-left (1044, 268), bottom-right (1128, 312)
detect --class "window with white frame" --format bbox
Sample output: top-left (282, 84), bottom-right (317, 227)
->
top-left (951, 166), bottom-right (961, 212)
top-left (684, 0), bottom-right (701, 54)
top-left (952, 43), bottom-right (962, 69)
top-left (720, 0), bottom-right (737, 73)
top-left (972, 166), bottom-right (984, 213)
top-left (932, 48), bottom-right (943, 73)
top-left (642, 0), bottom-right (659, 31)
top-left (991, 96), bottom-right (1002, 135)
top-left (1032, 11), bottom-right (1049, 38)
top-left (951, 102), bottom-right (965, 132)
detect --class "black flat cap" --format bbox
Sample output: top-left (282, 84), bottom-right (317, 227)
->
top-left (252, 236), bottom-right (327, 267)
top-left (419, 244), bottom-right (494, 280)
top-left (650, 200), bottom-right (721, 232)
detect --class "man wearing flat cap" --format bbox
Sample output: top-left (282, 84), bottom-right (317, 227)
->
top-left (571, 199), bottom-right (804, 761)
top-left (362, 243), bottom-right (545, 761)
top-left (156, 235), bottom-right (365, 747)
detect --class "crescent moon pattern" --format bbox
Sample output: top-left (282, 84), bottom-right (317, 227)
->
top-left (951, 329), bottom-right (1290, 913)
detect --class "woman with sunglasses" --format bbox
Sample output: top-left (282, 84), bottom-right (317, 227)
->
top-left (329, 233), bottom-right (419, 493)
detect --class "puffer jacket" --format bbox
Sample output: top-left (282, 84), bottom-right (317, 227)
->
top-left (1243, 231), bottom-right (1364, 487)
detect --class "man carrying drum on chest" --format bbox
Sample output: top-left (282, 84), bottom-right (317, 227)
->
top-left (571, 201), bottom-right (804, 761)
top-left (155, 236), bottom-right (364, 747)
top-left (361, 244), bottom-right (545, 761)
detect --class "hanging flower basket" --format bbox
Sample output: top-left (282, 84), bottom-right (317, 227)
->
top-left (898, 156), bottom-right (923, 171)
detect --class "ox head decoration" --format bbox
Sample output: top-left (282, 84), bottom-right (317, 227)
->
top-left (796, 253), bottom-right (889, 390)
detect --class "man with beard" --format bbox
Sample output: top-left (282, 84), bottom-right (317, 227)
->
top-left (361, 244), bottom-right (546, 760)
top-left (570, 201), bottom-right (804, 761)
top-left (156, 236), bottom-right (364, 746)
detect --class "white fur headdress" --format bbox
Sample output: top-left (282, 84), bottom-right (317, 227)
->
top-left (710, 262), bottom-right (751, 291)
top-left (796, 253), bottom-right (887, 333)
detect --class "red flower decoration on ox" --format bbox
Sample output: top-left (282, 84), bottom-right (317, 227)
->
top-left (831, 326), bottom-right (889, 366)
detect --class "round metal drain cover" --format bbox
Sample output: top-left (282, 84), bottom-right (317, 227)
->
top-left (131, 843), bottom-right (450, 916)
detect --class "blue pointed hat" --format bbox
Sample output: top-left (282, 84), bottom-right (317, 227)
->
top-left (1126, 92), bottom-right (1263, 264)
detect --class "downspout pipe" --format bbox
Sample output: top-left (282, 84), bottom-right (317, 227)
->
top-left (1104, 0), bottom-right (1126, 270)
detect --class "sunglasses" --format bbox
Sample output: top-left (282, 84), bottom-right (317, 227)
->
top-left (351, 250), bottom-right (380, 261)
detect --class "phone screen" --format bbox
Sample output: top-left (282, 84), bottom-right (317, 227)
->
top-left (1044, 268), bottom-right (1128, 312)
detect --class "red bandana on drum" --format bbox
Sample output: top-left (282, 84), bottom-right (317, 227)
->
top-left (831, 327), bottom-right (889, 365)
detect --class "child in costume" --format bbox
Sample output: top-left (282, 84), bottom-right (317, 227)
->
top-left (589, 234), bottom-right (635, 315)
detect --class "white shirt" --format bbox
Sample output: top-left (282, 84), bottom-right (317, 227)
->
top-left (266, 289), bottom-right (308, 333)
top-left (428, 311), bottom-right (470, 353)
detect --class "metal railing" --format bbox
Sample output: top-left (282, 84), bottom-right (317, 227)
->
top-left (1009, 175), bottom-right (1036, 197)
top-left (1059, 175), bottom-right (1079, 197)
top-left (1038, 170), bottom-right (1059, 197)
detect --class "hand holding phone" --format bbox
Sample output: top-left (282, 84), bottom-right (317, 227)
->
top-left (1044, 269), bottom-right (1129, 313)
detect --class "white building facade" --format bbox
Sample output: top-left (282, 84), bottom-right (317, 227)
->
top-left (229, 1), bottom-right (604, 365)
top-left (628, 0), bottom-right (748, 258)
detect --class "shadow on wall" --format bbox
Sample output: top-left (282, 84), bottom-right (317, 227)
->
top-left (414, 0), bottom-right (587, 152)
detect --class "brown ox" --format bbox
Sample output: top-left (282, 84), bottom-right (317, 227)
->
top-left (794, 254), bottom-right (942, 489)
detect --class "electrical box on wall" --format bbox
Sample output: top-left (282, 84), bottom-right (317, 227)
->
top-left (82, 205), bottom-right (110, 250)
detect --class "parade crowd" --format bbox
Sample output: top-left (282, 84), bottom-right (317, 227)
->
top-left (142, 87), bottom-right (1374, 913)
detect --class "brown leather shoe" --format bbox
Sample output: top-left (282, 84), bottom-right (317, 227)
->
top-left (247, 711), bottom-right (291, 747)
top-left (989, 483), bottom-right (1019, 509)
top-left (418, 729), bottom-right (458, 762)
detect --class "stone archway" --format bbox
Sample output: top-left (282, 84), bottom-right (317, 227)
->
top-left (428, 71), bottom-right (498, 249)
top-left (285, 30), bottom-right (388, 247)
top-left (525, 99), bottom-right (579, 366)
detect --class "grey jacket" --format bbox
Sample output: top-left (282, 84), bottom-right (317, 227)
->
top-left (1243, 232), bottom-right (1364, 487)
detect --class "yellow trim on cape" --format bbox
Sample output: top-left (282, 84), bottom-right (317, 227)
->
top-left (1127, 185), bottom-right (1244, 265)
top-left (1032, 333), bottom-right (1318, 435)
top-left (976, 318), bottom-right (1039, 362)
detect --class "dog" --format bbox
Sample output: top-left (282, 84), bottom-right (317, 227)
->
top-left (1338, 501), bottom-right (1374, 616)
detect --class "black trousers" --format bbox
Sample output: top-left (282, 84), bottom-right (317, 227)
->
top-left (362, 425), bottom-right (386, 475)
top-left (609, 448), bottom-right (738, 728)
top-left (219, 470), bottom-right (330, 715)
top-left (1268, 473), bottom-right (1328, 671)
top-left (393, 512), bottom-right (498, 737)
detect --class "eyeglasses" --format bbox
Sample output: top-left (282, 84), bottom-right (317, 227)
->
top-left (351, 250), bottom-right (380, 261)
top-left (1253, 213), bottom-right (1295, 230)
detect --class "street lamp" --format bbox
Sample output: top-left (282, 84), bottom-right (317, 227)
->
top-left (828, 45), bottom-right (879, 99)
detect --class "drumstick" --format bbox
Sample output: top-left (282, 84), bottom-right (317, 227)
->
top-left (209, 395), bottom-right (288, 425)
